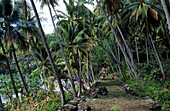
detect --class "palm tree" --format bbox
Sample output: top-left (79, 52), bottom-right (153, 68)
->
top-left (45, 0), bottom-right (77, 98)
top-left (0, 0), bottom-right (29, 93)
top-left (122, 0), bottom-right (166, 79)
top-left (18, 0), bottom-right (46, 89)
top-left (0, 38), bottom-right (19, 98)
top-left (96, 0), bottom-right (139, 79)
top-left (29, 0), bottom-right (66, 105)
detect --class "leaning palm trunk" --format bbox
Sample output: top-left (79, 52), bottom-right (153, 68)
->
top-left (46, 2), bottom-right (77, 98)
top-left (112, 16), bottom-right (136, 68)
top-left (89, 56), bottom-right (95, 82)
top-left (107, 55), bottom-right (115, 73)
top-left (104, 38), bottom-right (124, 80)
top-left (0, 40), bottom-right (18, 98)
top-left (135, 36), bottom-right (139, 63)
top-left (78, 50), bottom-right (82, 97)
top-left (30, 40), bottom-right (46, 89)
top-left (12, 43), bottom-right (28, 93)
top-left (30, 0), bottom-right (65, 105)
top-left (104, 38), bottom-right (118, 63)
top-left (147, 32), bottom-right (165, 79)
top-left (160, 0), bottom-right (170, 31)
top-left (145, 37), bottom-right (149, 65)
top-left (111, 34), bottom-right (118, 57)
top-left (96, 0), bottom-right (139, 79)
top-left (117, 47), bottom-right (125, 80)
top-left (86, 51), bottom-right (91, 88)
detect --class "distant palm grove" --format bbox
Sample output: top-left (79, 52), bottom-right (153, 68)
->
top-left (0, 0), bottom-right (169, 110)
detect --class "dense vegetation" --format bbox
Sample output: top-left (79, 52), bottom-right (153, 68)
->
top-left (0, 0), bottom-right (169, 110)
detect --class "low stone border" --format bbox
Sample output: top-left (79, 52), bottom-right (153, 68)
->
top-left (115, 76), bottom-right (162, 111)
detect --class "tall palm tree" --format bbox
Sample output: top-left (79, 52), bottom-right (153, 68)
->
top-left (96, 0), bottom-right (139, 79)
top-left (0, 0), bottom-right (29, 93)
top-left (122, 0), bottom-right (165, 79)
top-left (18, 0), bottom-right (46, 89)
top-left (45, 0), bottom-right (77, 98)
top-left (29, 0), bottom-right (66, 105)
top-left (0, 38), bottom-right (18, 98)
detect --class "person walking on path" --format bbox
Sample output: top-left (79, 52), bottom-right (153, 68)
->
top-left (102, 64), bottom-right (108, 79)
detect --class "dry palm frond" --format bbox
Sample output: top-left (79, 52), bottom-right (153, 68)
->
top-left (148, 7), bottom-right (158, 21)
top-left (105, 0), bottom-right (119, 16)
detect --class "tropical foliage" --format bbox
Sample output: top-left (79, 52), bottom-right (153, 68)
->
top-left (0, 0), bottom-right (169, 110)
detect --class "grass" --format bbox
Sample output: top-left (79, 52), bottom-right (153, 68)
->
top-left (87, 75), bottom-right (150, 111)
top-left (111, 105), bottom-right (120, 110)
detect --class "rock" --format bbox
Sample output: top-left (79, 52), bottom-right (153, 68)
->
top-left (101, 87), bottom-right (108, 92)
top-left (149, 103), bottom-right (162, 111)
top-left (91, 93), bottom-right (98, 98)
top-left (102, 92), bottom-right (107, 95)
top-left (62, 104), bottom-right (77, 111)
top-left (145, 99), bottom-right (157, 104)
top-left (125, 87), bottom-right (133, 93)
top-left (141, 96), bottom-right (150, 100)
top-left (80, 96), bottom-right (86, 101)
top-left (97, 87), bottom-right (108, 95)
top-left (123, 84), bottom-right (128, 88)
top-left (74, 97), bottom-right (81, 102)
top-left (78, 101), bottom-right (91, 111)
top-left (68, 100), bottom-right (79, 106)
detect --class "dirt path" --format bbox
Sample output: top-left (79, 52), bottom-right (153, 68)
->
top-left (87, 77), bottom-right (150, 111)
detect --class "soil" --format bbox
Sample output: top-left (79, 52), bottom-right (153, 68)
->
top-left (87, 76), bottom-right (150, 111)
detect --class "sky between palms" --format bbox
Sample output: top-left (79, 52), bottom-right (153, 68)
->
top-left (29, 0), bottom-right (96, 34)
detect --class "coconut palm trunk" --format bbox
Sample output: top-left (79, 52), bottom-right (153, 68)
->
top-left (22, 0), bottom-right (46, 89)
top-left (78, 49), bottom-right (82, 97)
top-left (135, 36), bottom-right (139, 63)
top-left (46, 1), bottom-right (77, 98)
top-left (112, 16), bottom-right (136, 68)
top-left (30, 40), bottom-right (46, 89)
top-left (30, 0), bottom-right (66, 105)
top-left (104, 38), bottom-right (124, 80)
top-left (104, 38), bottom-right (118, 63)
top-left (96, 0), bottom-right (139, 79)
top-left (117, 47), bottom-right (125, 80)
top-left (86, 51), bottom-right (91, 88)
top-left (89, 56), bottom-right (95, 82)
top-left (147, 32), bottom-right (165, 79)
top-left (0, 40), bottom-right (18, 98)
top-left (145, 37), bottom-right (149, 65)
top-left (160, 0), bottom-right (170, 31)
top-left (11, 43), bottom-right (28, 93)
top-left (107, 55), bottom-right (115, 73)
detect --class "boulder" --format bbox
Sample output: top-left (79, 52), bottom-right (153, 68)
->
top-left (80, 96), bottom-right (86, 101)
top-left (102, 92), bottom-right (107, 95)
top-left (149, 103), bottom-right (162, 111)
top-left (74, 97), bottom-right (81, 102)
top-left (68, 100), bottom-right (79, 106)
top-left (91, 93), bottom-right (98, 98)
top-left (97, 87), bottom-right (108, 95)
top-left (123, 84), bottom-right (128, 88)
top-left (145, 99), bottom-right (157, 104)
top-left (78, 101), bottom-right (91, 111)
top-left (62, 104), bottom-right (77, 111)
top-left (101, 87), bottom-right (108, 93)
